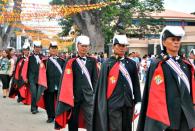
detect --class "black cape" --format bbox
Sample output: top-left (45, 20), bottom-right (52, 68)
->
top-left (9, 57), bottom-right (26, 98)
top-left (55, 58), bottom-right (72, 129)
top-left (93, 57), bottom-right (118, 131)
top-left (136, 59), bottom-right (161, 131)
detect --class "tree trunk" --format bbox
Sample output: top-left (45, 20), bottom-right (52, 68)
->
top-left (0, 25), bottom-right (12, 48)
top-left (65, 0), bottom-right (105, 52)
top-left (72, 11), bottom-right (105, 52)
top-left (0, 0), bottom-right (22, 49)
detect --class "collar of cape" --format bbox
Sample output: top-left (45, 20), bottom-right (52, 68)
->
top-left (146, 59), bottom-right (195, 127)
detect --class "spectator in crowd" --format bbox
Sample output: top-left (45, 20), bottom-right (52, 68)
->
top-left (189, 49), bottom-right (195, 67)
top-left (0, 49), bottom-right (14, 98)
top-left (140, 55), bottom-right (148, 83)
top-left (0, 50), bottom-right (3, 59)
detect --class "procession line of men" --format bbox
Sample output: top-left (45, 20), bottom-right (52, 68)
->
top-left (9, 25), bottom-right (195, 131)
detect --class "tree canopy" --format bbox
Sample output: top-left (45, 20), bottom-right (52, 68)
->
top-left (52, 0), bottom-right (165, 52)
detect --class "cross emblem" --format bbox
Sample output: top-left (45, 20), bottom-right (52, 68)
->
top-left (65, 68), bottom-right (72, 74)
top-left (154, 75), bottom-right (163, 85)
top-left (110, 76), bottom-right (116, 84)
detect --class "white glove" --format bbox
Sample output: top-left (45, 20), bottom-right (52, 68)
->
top-left (134, 102), bottom-right (141, 115)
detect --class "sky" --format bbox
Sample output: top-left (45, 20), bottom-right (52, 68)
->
top-left (164, 0), bottom-right (194, 13)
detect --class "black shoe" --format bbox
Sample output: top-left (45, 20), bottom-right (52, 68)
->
top-left (46, 118), bottom-right (54, 123)
top-left (32, 110), bottom-right (39, 114)
top-left (17, 97), bottom-right (24, 103)
top-left (3, 96), bottom-right (6, 98)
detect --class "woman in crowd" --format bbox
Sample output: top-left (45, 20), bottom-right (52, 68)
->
top-left (0, 49), bottom-right (14, 98)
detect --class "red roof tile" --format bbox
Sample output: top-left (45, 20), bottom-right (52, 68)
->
top-left (151, 9), bottom-right (195, 20)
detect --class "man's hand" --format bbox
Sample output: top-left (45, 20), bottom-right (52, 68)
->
top-left (134, 102), bottom-right (141, 115)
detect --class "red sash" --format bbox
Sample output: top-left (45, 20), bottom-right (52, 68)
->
top-left (36, 60), bottom-right (47, 109)
top-left (38, 61), bottom-right (47, 88)
top-left (146, 62), bottom-right (170, 126)
top-left (21, 58), bottom-right (29, 82)
top-left (59, 58), bottom-right (76, 106)
top-left (107, 62), bottom-right (120, 99)
top-left (14, 59), bottom-right (23, 81)
top-left (56, 58), bottom-right (85, 129)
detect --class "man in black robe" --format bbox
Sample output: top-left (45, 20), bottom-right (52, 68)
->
top-left (55, 35), bottom-right (99, 131)
top-left (44, 42), bottom-right (65, 123)
top-left (9, 43), bottom-right (31, 104)
top-left (93, 34), bottom-right (141, 131)
top-left (137, 26), bottom-right (195, 131)
top-left (27, 41), bottom-right (44, 114)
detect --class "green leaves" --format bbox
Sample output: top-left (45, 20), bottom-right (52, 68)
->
top-left (58, 17), bottom-right (74, 36)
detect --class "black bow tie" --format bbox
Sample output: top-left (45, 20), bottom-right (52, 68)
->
top-left (79, 57), bottom-right (87, 61)
top-left (117, 57), bottom-right (125, 62)
top-left (53, 56), bottom-right (58, 60)
top-left (172, 56), bottom-right (182, 63)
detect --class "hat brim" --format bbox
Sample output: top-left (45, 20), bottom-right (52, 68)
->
top-left (49, 46), bottom-right (58, 48)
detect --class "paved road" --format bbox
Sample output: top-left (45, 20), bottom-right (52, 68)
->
top-left (0, 92), bottom-right (56, 131)
top-left (0, 82), bottom-right (144, 131)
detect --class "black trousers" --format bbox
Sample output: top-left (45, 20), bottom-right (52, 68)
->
top-left (108, 106), bottom-right (133, 131)
top-left (0, 74), bottom-right (11, 89)
top-left (29, 83), bottom-right (38, 111)
top-left (44, 91), bottom-right (57, 119)
top-left (68, 98), bottom-right (94, 131)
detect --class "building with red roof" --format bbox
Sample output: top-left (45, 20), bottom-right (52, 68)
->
top-left (128, 9), bottom-right (195, 56)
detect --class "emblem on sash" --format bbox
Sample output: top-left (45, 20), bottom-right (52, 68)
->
top-left (154, 75), bottom-right (163, 85)
top-left (110, 76), bottom-right (116, 84)
top-left (40, 63), bottom-right (44, 68)
top-left (65, 68), bottom-right (72, 74)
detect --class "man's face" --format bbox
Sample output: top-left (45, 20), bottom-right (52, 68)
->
top-left (77, 43), bottom-right (90, 56)
top-left (163, 37), bottom-right (181, 55)
top-left (23, 49), bottom-right (29, 56)
top-left (113, 44), bottom-right (127, 57)
top-left (49, 47), bottom-right (58, 56)
top-left (34, 46), bottom-right (42, 54)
